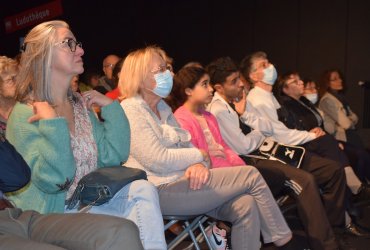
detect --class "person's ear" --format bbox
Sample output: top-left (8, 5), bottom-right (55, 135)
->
top-left (213, 83), bottom-right (223, 93)
top-left (185, 87), bottom-right (193, 96)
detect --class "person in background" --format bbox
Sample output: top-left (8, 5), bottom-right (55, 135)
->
top-left (106, 58), bottom-right (124, 101)
top-left (81, 69), bottom-right (99, 90)
top-left (96, 54), bottom-right (121, 94)
top-left (301, 77), bottom-right (370, 186)
top-left (6, 20), bottom-right (166, 250)
top-left (70, 75), bottom-right (80, 93)
top-left (182, 61), bottom-right (203, 69)
top-left (0, 56), bottom-right (17, 138)
top-left (318, 69), bottom-right (365, 150)
top-left (303, 78), bottom-right (319, 105)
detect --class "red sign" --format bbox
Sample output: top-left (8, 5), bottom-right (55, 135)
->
top-left (4, 0), bottom-right (64, 34)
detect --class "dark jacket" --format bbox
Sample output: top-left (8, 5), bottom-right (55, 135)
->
top-left (0, 134), bottom-right (31, 193)
top-left (277, 95), bottom-right (323, 131)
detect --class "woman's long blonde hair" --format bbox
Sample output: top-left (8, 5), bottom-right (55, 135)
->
top-left (119, 45), bottom-right (170, 99)
top-left (16, 20), bottom-right (69, 104)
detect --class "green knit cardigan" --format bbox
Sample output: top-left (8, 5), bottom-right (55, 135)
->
top-left (6, 101), bottom-right (130, 214)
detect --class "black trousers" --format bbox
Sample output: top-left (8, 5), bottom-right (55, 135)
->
top-left (300, 151), bottom-right (346, 227)
top-left (343, 141), bottom-right (370, 182)
top-left (242, 155), bottom-right (345, 250)
top-left (303, 134), bottom-right (349, 168)
top-left (239, 155), bottom-right (286, 198)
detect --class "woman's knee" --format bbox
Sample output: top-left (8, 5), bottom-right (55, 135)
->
top-left (228, 194), bottom-right (259, 225)
top-left (128, 180), bottom-right (159, 201)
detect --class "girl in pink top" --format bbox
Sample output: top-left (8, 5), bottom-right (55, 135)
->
top-left (170, 66), bottom-right (245, 168)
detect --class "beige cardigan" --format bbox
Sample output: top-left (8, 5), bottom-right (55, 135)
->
top-left (319, 92), bottom-right (358, 142)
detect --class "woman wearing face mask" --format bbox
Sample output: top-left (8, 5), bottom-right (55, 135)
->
top-left (303, 79), bottom-right (319, 105)
top-left (275, 72), bottom-right (370, 204)
top-left (119, 46), bottom-right (300, 250)
top-left (6, 20), bottom-right (166, 250)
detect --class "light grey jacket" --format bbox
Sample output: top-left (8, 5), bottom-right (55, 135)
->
top-left (121, 96), bottom-right (204, 186)
top-left (207, 92), bottom-right (270, 155)
top-left (319, 92), bottom-right (358, 142)
top-left (246, 86), bottom-right (316, 145)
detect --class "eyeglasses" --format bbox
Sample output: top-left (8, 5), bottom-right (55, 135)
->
top-left (55, 38), bottom-right (82, 52)
top-left (151, 64), bottom-right (172, 74)
top-left (103, 63), bottom-right (115, 68)
top-left (286, 80), bottom-right (303, 86)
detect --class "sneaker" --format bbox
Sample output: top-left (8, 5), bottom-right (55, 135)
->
top-left (206, 224), bottom-right (230, 250)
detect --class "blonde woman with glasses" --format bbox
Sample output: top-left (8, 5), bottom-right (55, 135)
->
top-left (6, 20), bottom-right (166, 250)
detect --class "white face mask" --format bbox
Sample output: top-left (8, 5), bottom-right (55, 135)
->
top-left (304, 93), bottom-right (318, 104)
top-left (262, 64), bottom-right (278, 86)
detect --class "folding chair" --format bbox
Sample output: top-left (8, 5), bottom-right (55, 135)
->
top-left (163, 215), bottom-right (213, 250)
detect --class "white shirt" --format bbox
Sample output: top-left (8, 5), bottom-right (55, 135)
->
top-left (246, 86), bottom-right (316, 145)
top-left (207, 92), bottom-right (269, 155)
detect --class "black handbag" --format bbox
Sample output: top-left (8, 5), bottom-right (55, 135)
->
top-left (0, 135), bottom-right (31, 193)
top-left (67, 166), bottom-right (147, 211)
top-left (247, 138), bottom-right (305, 168)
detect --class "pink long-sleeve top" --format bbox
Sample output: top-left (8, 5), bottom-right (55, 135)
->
top-left (174, 105), bottom-right (245, 168)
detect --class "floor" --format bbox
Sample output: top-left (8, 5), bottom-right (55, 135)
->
top-left (169, 202), bottom-right (370, 250)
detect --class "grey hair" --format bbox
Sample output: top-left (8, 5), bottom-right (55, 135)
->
top-left (16, 20), bottom-right (69, 104)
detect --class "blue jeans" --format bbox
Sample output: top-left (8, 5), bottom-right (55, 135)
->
top-left (66, 180), bottom-right (166, 250)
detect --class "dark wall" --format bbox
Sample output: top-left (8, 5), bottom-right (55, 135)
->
top-left (1, 0), bottom-right (370, 131)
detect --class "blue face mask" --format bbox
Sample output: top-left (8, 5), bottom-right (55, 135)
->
top-left (262, 64), bottom-right (278, 86)
top-left (152, 70), bottom-right (173, 98)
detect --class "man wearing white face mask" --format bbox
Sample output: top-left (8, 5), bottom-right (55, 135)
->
top-left (240, 51), bottom-right (370, 242)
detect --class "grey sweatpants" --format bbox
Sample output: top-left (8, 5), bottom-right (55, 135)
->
top-left (0, 208), bottom-right (143, 250)
top-left (158, 165), bottom-right (292, 250)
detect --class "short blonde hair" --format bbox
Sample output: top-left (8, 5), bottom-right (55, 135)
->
top-left (16, 20), bottom-right (69, 104)
top-left (119, 45), bottom-right (169, 99)
top-left (0, 56), bottom-right (18, 84)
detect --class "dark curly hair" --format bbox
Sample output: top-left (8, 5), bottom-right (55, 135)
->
top-left (166, 66), bottom-right (207, 112)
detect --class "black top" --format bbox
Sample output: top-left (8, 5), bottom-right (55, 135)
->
top-left (277, 95), bottom-right (324, 131)
top-left (0, 133), bottom-right (31, 193)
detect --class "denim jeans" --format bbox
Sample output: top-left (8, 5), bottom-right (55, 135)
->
top-left (66, 180), bottom-right (166, 250)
